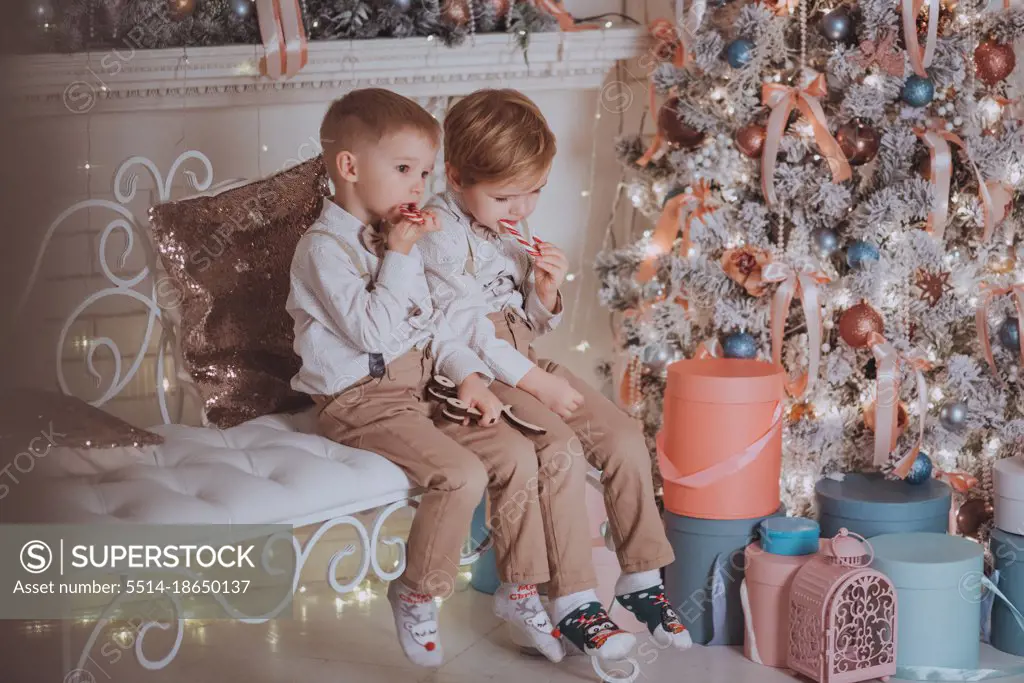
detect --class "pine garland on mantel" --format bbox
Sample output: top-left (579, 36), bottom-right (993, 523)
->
top-left (10, 0), bottom-right (558, 54)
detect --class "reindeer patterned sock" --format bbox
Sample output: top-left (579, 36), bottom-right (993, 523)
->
top-left (387, 580), bottom-right (443, 667)
top-left (494, 583), bottom-right (565, 663)
top-left (553, 593), bottom-right (636, 662)
top-left (614, 573), bottom-right (692, 650)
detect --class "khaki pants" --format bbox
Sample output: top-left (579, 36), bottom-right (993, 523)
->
top-left (313, 348), bottom-right (550, 597)
top-left (487, 311), bottom-right (676, 598)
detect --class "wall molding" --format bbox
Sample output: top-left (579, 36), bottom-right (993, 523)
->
top-left (8, 27), bottom-right (649, 115)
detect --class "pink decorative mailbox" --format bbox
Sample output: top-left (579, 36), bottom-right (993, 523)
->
top-left (788, 529), bottom-right (897, 683)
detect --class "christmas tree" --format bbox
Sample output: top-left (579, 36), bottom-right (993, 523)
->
top-left (598, 0), bottom-right (1024, 524)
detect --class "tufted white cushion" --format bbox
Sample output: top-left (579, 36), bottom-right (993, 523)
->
top-left (14, 408), bottom-right (414, 525)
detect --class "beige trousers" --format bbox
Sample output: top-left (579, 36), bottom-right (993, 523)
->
top-left (487, 311), bottom-right (676, 598)
top-left (313, 348), bottom-right (550, 597)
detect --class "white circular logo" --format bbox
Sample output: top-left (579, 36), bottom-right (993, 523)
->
top-left (20, 540), bottom-right (52, 574)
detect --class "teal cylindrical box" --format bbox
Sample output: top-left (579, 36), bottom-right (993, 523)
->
top-left (871, 532), bottom-right (983, 670)
top-left (468, 498), bottom-right (499, 595)
top-left (991, 528), bottom-right (1024, 656)
top-left (664, 506), bottom-right (784, 645)
top-left (759, 517), bottom-right (819, 556)
top-left (816, 473), bottom-right (951, 538)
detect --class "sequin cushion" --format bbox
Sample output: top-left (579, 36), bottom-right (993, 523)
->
top-left (149, 157), bottom-right (330, 428)
top-left (0, 388), bottom-right (164, 452)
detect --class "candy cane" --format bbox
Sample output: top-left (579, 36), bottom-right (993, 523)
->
top-left (499, 220), bottom-right (542, 257)
top-left (399, 204), bottom-right (426, 225)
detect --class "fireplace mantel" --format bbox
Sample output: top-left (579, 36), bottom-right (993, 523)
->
top-left (8, 27), bottom-right (649, 115)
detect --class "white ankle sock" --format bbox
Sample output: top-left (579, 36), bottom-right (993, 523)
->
top-left (551, 589), bottom-right (602, 625)
top-left (387, 580), bottom-right (443, 667)
top-left (493, 583), bottom-right (565, 663)
top-left (614, 569), bottom-right (661, 596)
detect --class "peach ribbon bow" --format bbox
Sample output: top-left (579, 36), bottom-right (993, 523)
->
top-left (976, 283), bottom-right (1024, 381)
top-left (257, 0), bottom-right (308, 79)
top-left (761, 260), bottom-right (830, 398)
top-left (637, 181), bottom-right (716, 283)
top-left (916, 119), bottom-right (1013, 241)
top-left (761, 73), bottom-right (852, 206)
top-left (866, 333), bottom-right (932, 479)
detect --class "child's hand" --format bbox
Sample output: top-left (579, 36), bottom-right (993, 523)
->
top-left (386, 207), bottom-right (441, 255)
top-left (517, 367), bottom-right (583, 420)
top-left (532, 240), bottom-right (568, 311)
top-left (458, 373), bottom-right (504, 427)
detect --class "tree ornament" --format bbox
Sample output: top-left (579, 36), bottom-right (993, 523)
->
top-left (902, 75), bottom-right (935, 107)
top-left (169, 0), bottom-right (196, 19)
top-left (230, 0), bottom-right (254, 17)
top-left (939, 401), bottom-right (968, 431)
top-left (658, 98), bottom-right (705, 150)
top-left (846, 240), bottom-right (880, 270)
top-left (974, 41), bottom-right (1016, 87)
top-left (642, 344), bottom-right (674, 371)
top-left (442, 0), bottom-right (471, 26)
top-left (914, 269), bottom-right (953, 307)
top-left (726, 38), bottom-right (755, 68)
top-left (839, 302), bottom-right (884, 348)
top-left (819, 6), bottom-right (854, 42)
top-left (836, 119), bottom-right (880, 166)
top-left (722, 331), bottom-right (758, 358)
top-left (721, 246), bottom-right (771, 296)
top-left (988, 250), bottom-right (1016, 274)
top-left (812, 228), bottom-right (840, 257)
top-left (789, 401), bottom-right (817, 423)
top-left (956, 498), bottom-right (994, 539)
top-left (735, 123), bottom-right (767, 158)
top-left (999, 316), bottom-right (1021, 351)
top-left (905, 452), bottom-right (934, 485)
top-left (487, 0), bottom-right (512, 18)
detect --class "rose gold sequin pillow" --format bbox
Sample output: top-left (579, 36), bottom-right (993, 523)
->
top-left (149, 157), bottom-right (329, 428)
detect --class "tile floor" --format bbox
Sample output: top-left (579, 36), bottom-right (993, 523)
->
top-left (5, 576), bottom-right (1024, 683)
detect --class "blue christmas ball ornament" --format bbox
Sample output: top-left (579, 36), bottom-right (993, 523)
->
top-left (846, 240), bottom-right (880, 270)
top-left (905, 452), bottom-right (934, 485)
top-left (902, 75), bottom-right (935, 107)
top-left (726, 38), bottom-right (755, 68)
top-left (999, 316), bottom-right (1021, 351)
top-left (723, 332), bottom-right (757, 359)
top-left (812, 228), bottom-right (840, 257)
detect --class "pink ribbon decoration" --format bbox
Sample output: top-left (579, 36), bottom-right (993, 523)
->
top-left (917, 119), bottom-right (1011, 242)
top-left (762, 260), bottom-right (830, 398)
top-left (867, 332), bottom-right (901, 469)
top-left (887, 350), bottom-right (932, 479)
top-left (636, 181), bottom-right (716, 282)
top-left (655, 402), bottom-right (783, 488)
top-left (693, 338), bottom-right (724, 359)
top-left (902, 0), bottom-right (939, 79)
top-left (257, 0), bottom-right (308, 79)
top-left (853, 33), bottom-right (904, 77)
top-left (761, 73), bottom-right (852, 206)
top-left (531, 0), bottom-right (600, 31)
top-left (976, 283), bottom-right (1024, 381)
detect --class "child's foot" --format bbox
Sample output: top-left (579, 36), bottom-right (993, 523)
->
top-left (493, 583), bottom-right (565, 663)
top-left (615, 578), bottom-right (692, 650)
top-left (555, 601), bottom-right (636, 661)
top-left (387, 580), bottom-right (444, 667)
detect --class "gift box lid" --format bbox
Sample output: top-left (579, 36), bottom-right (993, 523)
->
top-left (745, 540), bottom-right (825, 586)
top-left (816, 473), bottom-right (951, 522)
top-left (869, 532), bottom-right (982, 590)
top-left (760, 516), bottom-right (819, 539)
top-left (666, 359), bottom-right (784, 404)
top-left (994, 457), bottom-right (1024, 502)
top-left (665, 505), bottom-right (785, 538)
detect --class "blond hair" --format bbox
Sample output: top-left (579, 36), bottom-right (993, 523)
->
top-left (320, 88), bottom-right (440, 169)
top-left (444, 89), bottom-right (556, 188)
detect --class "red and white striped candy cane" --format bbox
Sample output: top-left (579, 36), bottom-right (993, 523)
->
top-left (499, 220), bottom-right (542, 257)
top-left (399, 204), bottom-right (426, 224)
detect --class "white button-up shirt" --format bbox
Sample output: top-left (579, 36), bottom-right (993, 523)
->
top-left (287, 199), bottom-right (491, 396)
top-left (418, 191), bottom-right (563, 387)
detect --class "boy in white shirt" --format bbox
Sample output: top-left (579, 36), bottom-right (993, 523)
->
top-left (287, 89), bottom-right (566, 667)
top-left (419, 89), bottom-right (692, 660)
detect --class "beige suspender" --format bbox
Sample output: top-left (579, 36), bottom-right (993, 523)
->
top-left (305, 228), bottom-right (372, 287)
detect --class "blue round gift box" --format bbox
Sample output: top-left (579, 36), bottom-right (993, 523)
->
top-left (759, 517), bottom-right (820, 555)
top-left (991, 528), bottom-right (1024, 656)
top-left (663, 505), bottom-right (785, 645)
top-left (815, 473), bottom-right (951, 538)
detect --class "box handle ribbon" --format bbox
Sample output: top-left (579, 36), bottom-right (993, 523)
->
top-left (655, 402), bottom-right (783, 489)
top-left (739, 579), bottom-right (763, 664)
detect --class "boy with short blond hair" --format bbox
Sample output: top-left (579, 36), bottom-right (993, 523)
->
top-left (288, 88), bottom-right (566, 668)
top-left (420, 89), bottom-right (692, 661)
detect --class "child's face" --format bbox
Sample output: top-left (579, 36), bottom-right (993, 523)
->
top-left (348, 128), bottom-right (437, 222)
top-left (456, 171), bottom-right (549, 233)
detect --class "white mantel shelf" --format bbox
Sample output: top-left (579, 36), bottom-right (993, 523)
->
top-left (8, 27), bottom-right (649, 115)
